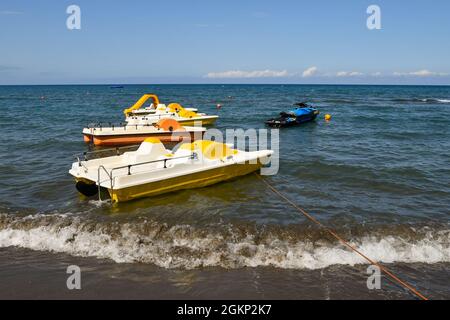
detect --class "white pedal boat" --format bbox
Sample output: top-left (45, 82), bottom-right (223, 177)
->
top-left (83, 119), bottom-right (206, 147)
top-left (130, 106), bottom-right (198, 116)
top-left (123, 94), bottom-right (218, 126)
top-left (70, 138), bottom-right (273, 202)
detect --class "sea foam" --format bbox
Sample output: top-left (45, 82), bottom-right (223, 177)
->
top-left (0, 214), bottom-right (449, 270)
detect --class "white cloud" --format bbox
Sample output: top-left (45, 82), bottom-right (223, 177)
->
top-left (205, 69), bottom-right (289, 78)
top-left (336, 71), bottom-right (364, 77)
top-left (204, 68), bottom-right (449, 80)
top-left (302, 66), bottom-right (318, 78)
top-left (393, 69), bottom-right (448, 77)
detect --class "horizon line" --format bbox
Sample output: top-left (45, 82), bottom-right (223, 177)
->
top-left (1, 83), bottom-right (450, 87)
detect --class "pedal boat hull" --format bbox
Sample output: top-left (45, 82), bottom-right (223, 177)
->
top-left (108, 160), bottom-right (267, 202)
top-left (175, 116), bottom-right (218, 126)
top-left (83, 121), bottom-right (206, 147)
top-left (83, 130), bottom-right (205, 147)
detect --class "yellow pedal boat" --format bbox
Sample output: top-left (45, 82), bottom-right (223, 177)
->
top-left (70, 138), bottom-right (273, 202)
top-left (124, 94), bottom-right (218, 127)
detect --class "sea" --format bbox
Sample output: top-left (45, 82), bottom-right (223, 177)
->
top-left (0, 84), bottom-right (449, 299)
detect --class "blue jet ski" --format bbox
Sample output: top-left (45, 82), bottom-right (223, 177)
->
top-left (265, 102), bottom-right (319, 128)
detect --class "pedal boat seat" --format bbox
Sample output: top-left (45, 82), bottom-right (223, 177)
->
top-left (122, 138), bottom-right (169, 164)
top-left (175, 140), bottom-right (238, 160)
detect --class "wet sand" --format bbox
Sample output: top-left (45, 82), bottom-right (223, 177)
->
top-left (1, 247), bottom-right (448, 300)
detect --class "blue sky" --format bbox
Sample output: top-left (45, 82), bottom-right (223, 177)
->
top-left (0, 0), bottom-right (449, 84)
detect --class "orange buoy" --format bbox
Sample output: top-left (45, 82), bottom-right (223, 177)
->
top-left (325, 114), bottom-right (332, 121)
top-left (156, 118), bottom-right (183, 132)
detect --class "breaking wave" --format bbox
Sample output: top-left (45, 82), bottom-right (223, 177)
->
top-left (0, 213), bottom-right (449, 270)
top-left (391, 98), bottom-right (450, 104)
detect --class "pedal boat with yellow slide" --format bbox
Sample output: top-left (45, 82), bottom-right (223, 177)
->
top-left (123, 94), bottom-right (218, 127)
top-left (130, 106), bottom-right (198, 116)
top-left (83, 118), bottom-right (206, 147)
top-left (70, 138), bottom-right (273, 202)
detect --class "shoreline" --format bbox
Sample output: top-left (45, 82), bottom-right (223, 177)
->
top-left (2, 247), bottom-right (448, 300)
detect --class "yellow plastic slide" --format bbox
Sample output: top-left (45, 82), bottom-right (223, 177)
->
top-left (123, 94), bottom-right (160, 116)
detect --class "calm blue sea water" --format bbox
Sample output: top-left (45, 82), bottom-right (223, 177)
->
top-left (0, 84), bottom-right (449, 299)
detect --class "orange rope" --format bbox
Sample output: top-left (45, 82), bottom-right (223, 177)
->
top-left (256, 174), bottom-right (429, 300)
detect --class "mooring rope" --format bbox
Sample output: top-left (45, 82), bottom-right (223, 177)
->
top-left (255, 173), bottom-right (429, 300)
